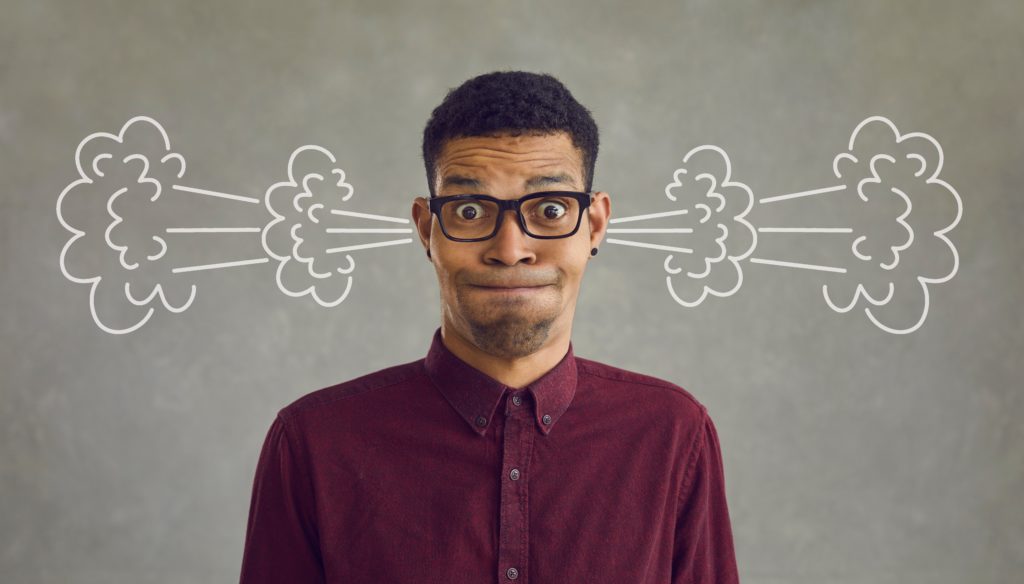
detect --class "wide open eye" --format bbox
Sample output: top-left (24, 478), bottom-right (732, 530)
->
top-left (536, 200), bottom-right (568, 220)
top-left (453, 201), bottom-right (486, 221)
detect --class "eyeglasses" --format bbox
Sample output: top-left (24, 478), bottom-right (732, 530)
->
top-left (428, 191), bottom-right (595, 242)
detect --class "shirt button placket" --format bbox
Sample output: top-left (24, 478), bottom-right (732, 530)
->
top-left (498, 390), bottom-right (534, 583)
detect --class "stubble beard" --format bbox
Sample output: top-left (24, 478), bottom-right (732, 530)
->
top-left (457, 289), bottom-right (559, 359)
top-left (466, 311), bottom-right (556, 359)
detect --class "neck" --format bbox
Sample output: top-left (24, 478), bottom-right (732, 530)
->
top-left (439, 320), bottom-right (571, 390)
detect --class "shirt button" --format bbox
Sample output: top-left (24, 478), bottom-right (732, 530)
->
top-left (475, 416), bottom-right (487, 427)
top-left (509, 468), bottom-right (520, 480)
top-left (542, 414), bottom-right (552, 425)
top-left (506, 567), bottom-right (519, 580)
top-left (512, 394), bottom-right (522, 406)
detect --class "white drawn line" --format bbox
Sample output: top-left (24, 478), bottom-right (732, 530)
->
top-left (609, 209), bottom-right (689, 224)
top-left (325, 228), bottom-right (414, 234)
top-left (329, 209), bottom-right (410, 223)
top-left (758, 184), bottom-right (846, 204)
top-left (325, 239), bottom-right (413, 254)
top-left (172, 257), bottom-right (270, 273)
top-left (757, 227), bottom-right (853, 233)
top-left (172, 184), bottom-right (261, 204)
top-left (166, 227), bottom-right (263, 233)
top-left (748, 257), bottom-right (846, 273)
top-left (606, 228), bottom-right (693, 234)
top-left (606, 239), bottom-right (693, 254)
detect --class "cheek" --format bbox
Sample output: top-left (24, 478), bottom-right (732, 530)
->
top-left (433, 255), bottom-right (467, 300)
top-left (564, 247), bottom-right (590, 274)
top-left (554, 269), bottom-right (583, 302)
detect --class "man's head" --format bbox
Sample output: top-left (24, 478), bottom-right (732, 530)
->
top-left (412, 71), bottom-right (611, 360)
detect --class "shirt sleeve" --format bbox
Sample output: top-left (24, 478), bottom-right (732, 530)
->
top-left (239, 413), bottom-right (325, 584)
top-left (672, 409), bottom-right (741, 583)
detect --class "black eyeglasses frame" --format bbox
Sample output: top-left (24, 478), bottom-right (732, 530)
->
top-left (427, 191), bottom-right (595, 242)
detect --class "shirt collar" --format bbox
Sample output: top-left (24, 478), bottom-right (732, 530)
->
top-left (422, 326), bottom-right (578, 437)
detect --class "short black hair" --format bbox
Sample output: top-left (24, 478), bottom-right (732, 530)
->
top-left (421, 70), bottom-right (599, 198)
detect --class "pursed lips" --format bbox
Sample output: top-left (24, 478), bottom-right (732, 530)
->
top-left (471, 283), bottom-right (551, 288)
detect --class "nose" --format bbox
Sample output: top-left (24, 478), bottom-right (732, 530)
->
top-left (484, 209), bottom-right (535, 265)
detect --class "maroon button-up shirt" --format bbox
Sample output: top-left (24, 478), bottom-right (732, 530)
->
top-left (240, 327), bottom-right (739, 583)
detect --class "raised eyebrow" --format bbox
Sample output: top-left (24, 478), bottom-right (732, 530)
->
top-left (440, 174), bottom-right (485, 190)
top-left (524, 173), bottom-right (576, 189)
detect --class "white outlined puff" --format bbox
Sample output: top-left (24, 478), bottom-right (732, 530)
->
top-left (262, 145), bottom-right (356, 308)
top-left (617, 115), bottom-right (960, 335)
top-left (826, 116), bottom-right (962, 334)
top-left (662, 145), bottom-right (758, 307)
top-left (56, 116), bottom-right (196, 335)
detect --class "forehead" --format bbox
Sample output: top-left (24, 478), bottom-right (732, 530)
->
top-left (436, 132), bottom-right (583, 192)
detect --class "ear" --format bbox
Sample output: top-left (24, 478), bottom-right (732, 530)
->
top-left (411, 197), bottom-right (433, 255)
top-left (587, 191), bottom-right (611, 250)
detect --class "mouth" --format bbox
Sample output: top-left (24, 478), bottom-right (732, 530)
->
top-left (470, 284), bottom-right (552, 294)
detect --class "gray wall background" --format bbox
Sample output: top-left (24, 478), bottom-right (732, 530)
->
top-left (3, 0), bottom-right (1021, 582)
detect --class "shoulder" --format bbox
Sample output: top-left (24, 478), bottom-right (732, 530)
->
top-left (575, 356), bottom-right (708, 422)
top-left (277, 357), bottom-right (426, 421)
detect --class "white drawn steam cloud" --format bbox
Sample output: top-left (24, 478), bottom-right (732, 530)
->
top-left (261, 145), bottom-right (412, 308)
top-left (608, 115), bottom-right (962, 335)
top-left (57, 117), bottom-right (414, 334)
top-left (820, 116), bottom-right (962, 334)
top-left (56, 116), bottom-right (197, 335)
top-left (606, 145), bottom-right (757, 307)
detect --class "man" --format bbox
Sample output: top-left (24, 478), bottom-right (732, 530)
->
top-left (240, 70), bottom-right (740, 583)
